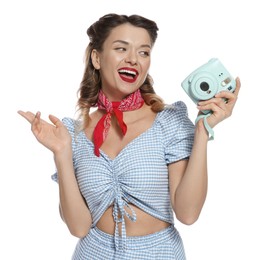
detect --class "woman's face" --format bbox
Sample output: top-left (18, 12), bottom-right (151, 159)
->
top-left (92, 23), bottom-right (152, 101)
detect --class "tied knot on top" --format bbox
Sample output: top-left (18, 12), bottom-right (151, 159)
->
top-left (93, 89), bottom-right (144, 156)
top-left (113, 195), bottom-right (137, 251)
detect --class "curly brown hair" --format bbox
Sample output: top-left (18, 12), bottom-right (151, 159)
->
top-left (77, 13), bottom-right (166, 127)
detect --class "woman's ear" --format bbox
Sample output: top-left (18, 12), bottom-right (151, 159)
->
top-left (91, 49), bottom-right (101, 70)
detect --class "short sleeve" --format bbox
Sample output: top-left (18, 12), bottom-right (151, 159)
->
top-left (163, 101), bottom-right (195, 164)
top-left (51, 117), bottom-right (76, 183)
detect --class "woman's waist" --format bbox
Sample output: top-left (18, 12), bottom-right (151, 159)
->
top-left (96, 205), bottom-right (171, 236)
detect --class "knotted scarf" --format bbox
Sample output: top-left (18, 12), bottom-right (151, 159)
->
top-left (93, 89), bottom-right (144, 156)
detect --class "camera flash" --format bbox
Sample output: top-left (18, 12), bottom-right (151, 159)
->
top-left (221, 77), bottom-right (231, 87)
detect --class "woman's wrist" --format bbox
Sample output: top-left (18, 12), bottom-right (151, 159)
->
top-left (53, 146), bottom-right (73, 163)
top-left (195, 113), bottom-right (215, 141)
top-left (195, 119), bottom-right (210, 142)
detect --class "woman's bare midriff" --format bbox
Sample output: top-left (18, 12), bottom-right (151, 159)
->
top-left (96, 204), bottom-right (170, 236)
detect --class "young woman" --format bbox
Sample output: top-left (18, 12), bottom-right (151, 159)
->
top-left (18, 13), bottom-right (240, 259)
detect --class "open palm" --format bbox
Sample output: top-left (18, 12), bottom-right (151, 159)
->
top-left (18, 111), bottom-right (71, 154)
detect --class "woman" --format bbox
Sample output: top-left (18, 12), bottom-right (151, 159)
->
top-left (18, 13), bottom-right (240, 259)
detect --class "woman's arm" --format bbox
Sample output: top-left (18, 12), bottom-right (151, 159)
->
top-left (169, 123), bottom-right (208, 225)
top-left (18, 111), bottom-right (92, 237)
top-left (169, 77), bottom-right (240, 225)
top-left (54, 148), bottom-right (92, 238)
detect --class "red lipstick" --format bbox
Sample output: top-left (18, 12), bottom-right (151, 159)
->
top-left (118, 67), bottom-right (138, 83)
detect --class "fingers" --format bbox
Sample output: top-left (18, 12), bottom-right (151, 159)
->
top-left (17, 110), bottom-right (56, 125)
top-left (198, 96), bottom-right (227, 108)
top-left (198, 77), bottom-right (241, 121)
top-left (234, 77), bottom-right (241, 96)
top-left (31, 111), bottom-right (42, 134)
top-left (34, 111), bottom-right (41, 120)
top-left (17, 110), bottom-right (37, 123)
top-left (202, 77), bottom-right (240, 110)
top-left (215, 77), bottom-right (241, 99)
top-left (198, 98), bottom-right (227, 114)
top-left (49, 114), bottom-right (62, 127)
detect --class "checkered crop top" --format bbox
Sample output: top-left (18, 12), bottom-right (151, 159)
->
top-left (52, 101), bottom-right (195, 250)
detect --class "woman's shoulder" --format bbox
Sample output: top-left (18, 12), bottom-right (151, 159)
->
top-left (158, 101), bottom-right (190, 121)
top-left (62, 117), bottom-right (82, 135)
top-left (62, 117), bottom-right (75, 130)
top-left (155, 101), bottom-right (194, 145)
top-left (154, 100), bottom-right (194, 134)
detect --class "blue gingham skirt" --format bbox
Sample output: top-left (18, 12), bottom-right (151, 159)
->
top-left (72, 225), bottom-right (186, 260)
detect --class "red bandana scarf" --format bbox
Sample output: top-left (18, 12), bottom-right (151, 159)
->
top-left (93, 89), bottom-right (144, 156)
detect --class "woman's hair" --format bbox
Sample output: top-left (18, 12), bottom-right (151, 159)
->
top-left (77, 13), bottom-right (166, 127)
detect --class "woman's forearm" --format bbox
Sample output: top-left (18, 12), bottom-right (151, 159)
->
top-left (54, 149), bottom-right (92, 238)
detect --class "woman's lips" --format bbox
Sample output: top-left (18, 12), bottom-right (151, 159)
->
top-left (118, 67), bottom-right (138, 83)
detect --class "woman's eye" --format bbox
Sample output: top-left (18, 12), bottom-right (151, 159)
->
top-left (139, 51), bottom-right (150, 57)
top-left (115, 47), bottom-right (126, 52)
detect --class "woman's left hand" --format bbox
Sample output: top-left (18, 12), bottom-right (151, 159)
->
top-left (197, 77), bottom-right (241, 128)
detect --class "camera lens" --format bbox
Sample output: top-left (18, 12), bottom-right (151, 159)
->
top-left (200, 82), bottom-right (209, 92)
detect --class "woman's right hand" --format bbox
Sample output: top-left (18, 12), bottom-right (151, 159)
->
top-left (18, 111), bottom-right (72, 154)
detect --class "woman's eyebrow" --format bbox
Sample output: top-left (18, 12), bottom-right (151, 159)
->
top-left (112, 40), bottom-right (151, 49)
top-left (112, 40), bottom-right (129, 45)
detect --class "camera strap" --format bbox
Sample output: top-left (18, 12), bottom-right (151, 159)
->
top-left (195, 113), bottom-right (214, 140)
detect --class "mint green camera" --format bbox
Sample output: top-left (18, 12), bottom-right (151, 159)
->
top-left (181, 58), bottom-right (236, 114)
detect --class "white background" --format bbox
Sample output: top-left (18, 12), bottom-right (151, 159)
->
top-left (1, 0), bottom-right (257, 259)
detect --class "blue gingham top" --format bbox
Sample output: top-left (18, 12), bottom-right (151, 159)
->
top-left (52, 101), bottom-right (195, 250)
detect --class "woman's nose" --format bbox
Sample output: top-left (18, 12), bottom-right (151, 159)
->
top-left (124, 51), bottom-right (137, 65)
